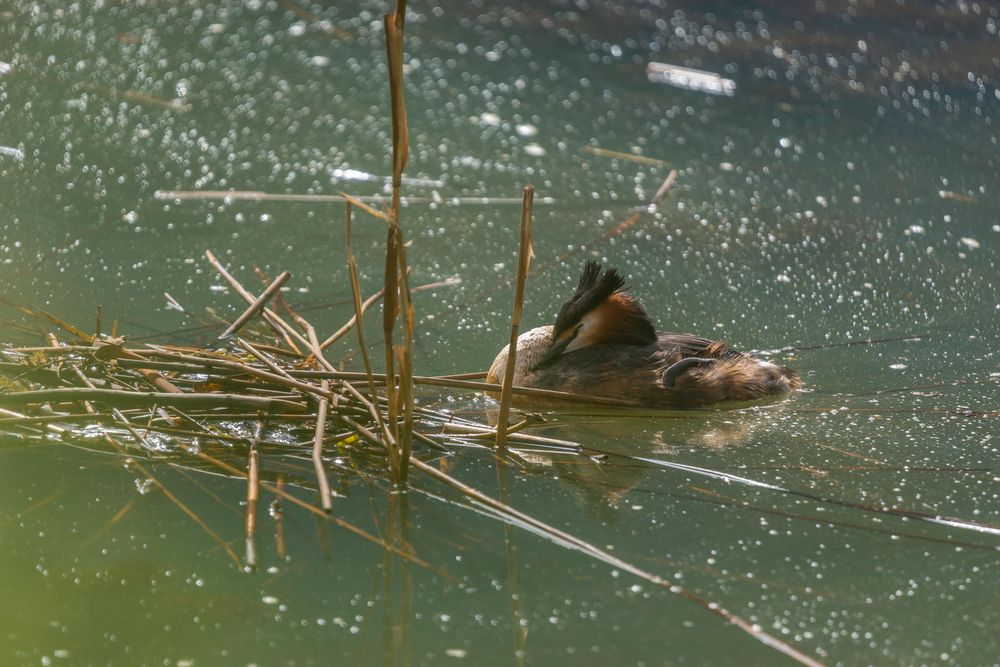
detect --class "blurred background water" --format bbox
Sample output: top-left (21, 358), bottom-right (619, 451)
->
top-left (1, 1), bottom-right (998, 665)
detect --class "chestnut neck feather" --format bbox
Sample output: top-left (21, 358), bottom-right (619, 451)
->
top-left (554, 262), bottom-right (657, 348)
top-left (582, 292), bottom-right (657, 347)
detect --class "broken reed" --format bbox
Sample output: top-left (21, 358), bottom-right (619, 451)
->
top-left (381, 0), bottom-right (414, 485)
top-left (495, 185), bottom-right (535, 451)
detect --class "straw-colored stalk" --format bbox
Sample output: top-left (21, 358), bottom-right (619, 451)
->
top-left (394, 236), bottom-right (415, 482)
top-left (10, 343), bottom-right (642, 407)
top-left (345, 202), bottom-right (396, 457)
top-left (245, 422), bottom-right (261, 569)
top-left (204, 249), bottom-right (304, 354)
top-left (312, 379), bottom-right (333, 512)
top-left (273, 475), bottom-right (287, 560)
top-left (320, 287), bottom-right (385, 351)
top-left (495, 186), bottom-right (534, 451)
top-left (155, 189), bottom-right (556, 206)
top-left (219, 270), bottom-right (291, 339)
top-left (380, 0), bottom-right (413, 485)
top-left (0, 387), bottom-right (306, 413)
top-left (384, 1), bottom-right (409, 216)
top-left (382, 228), bottom-right (401, 453)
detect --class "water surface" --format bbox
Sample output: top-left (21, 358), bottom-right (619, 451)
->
top-left (1, 1), bottom-right (998, 665)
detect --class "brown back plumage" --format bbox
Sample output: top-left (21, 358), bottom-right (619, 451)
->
top-left (504, 261), bottom-right (801, 408)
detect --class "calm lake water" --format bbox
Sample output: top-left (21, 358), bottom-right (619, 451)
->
top-left (2, 0), bottom-right (998, 665)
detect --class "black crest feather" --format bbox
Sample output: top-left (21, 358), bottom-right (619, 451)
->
top-left (552, 261), bottom-right (628, 338)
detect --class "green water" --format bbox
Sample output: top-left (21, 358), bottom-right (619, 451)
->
top-left (2, 1), bottom-right (998, 665)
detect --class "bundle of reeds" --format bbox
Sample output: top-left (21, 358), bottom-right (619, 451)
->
top-left (0, 2), bottom-right (835, 663)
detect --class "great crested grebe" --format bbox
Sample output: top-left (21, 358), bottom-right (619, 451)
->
top-left (487, 261), bottom-right (801, 408)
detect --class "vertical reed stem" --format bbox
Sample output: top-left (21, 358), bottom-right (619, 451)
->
top-left (245, 420), bottom-right (261, 570)
top-left (274, 475), bottom-right (287, 561)
top-left (312, 379), bottom-right (333, 512)
top-left (345, 203), bottom-right (395, 451)
top-left (495, 186), bottom-right (535, 451)
top-left (382, 0), bottom-right (412, 485)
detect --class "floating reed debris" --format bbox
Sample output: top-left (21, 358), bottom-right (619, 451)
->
top-left (0, 2), bottom-right (923, 663)
top-left (153, 190), bottom-right (557, 206)
top-left (581, 145), bottom-right (669, 167)
top-left (313, 380), bottom-right (333, 512)
top-left (0, 307), bottom-right (834, 664)
top-left (219, 270), bottom-right (291, 340)
top-left (245, 421), bottom-right (262, 570)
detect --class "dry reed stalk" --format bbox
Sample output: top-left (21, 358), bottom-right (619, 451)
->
top-left (136, 347), bottom-right (332, 399)
top-left (439, 424), bottom-right (579, 452)
top-left (339, 383), bottom-right (396, 448)
top-left (162, 292), bottom-right (189, 314)
top-left (312, 379), bottom-right (333, 512)
top-left (0, 412), bottom-right (118, 428)
top-left (393, 236), bottom-right (416, 484)
top-left (339, 191), bottom-right (390, 223)
top-left (394, 345), bottom-right (413, 482)
top-left (236, 340), bottom-right (299, 359)
top-left (284, 371), bottom-right (636, 406)
top-left (303, 322), bottom-right (333, 372)
top-left (245, 421), bottom-right (261, 570)
top-left (322, 275), bottom-right (454, 352)
top-left (410, 429), bottom-right (449, 453)
top-left (237, 340), bottom-right (298, 382)
top-left (7, 344), bottom-right (642, 406)
top-left (320, 287), bottom-right (385, 350)
top-left (650, 168), bottom-right (679, 206)
top-left (495, 186), bottom-right (534, 451)
top-left (137, 368), bottom-right (183, 394)
top-left (381, 226), bottom-right (401, 465)
top-left (16, 306), bottom-right (95, 343)
top-left (582, 145), bottom-right (669, 166)
top-left (384, 1), bottom-right (409, 215)
top-left (274, 475), bottom-right (287, 560)
top-left (219, 270), bottom-right (291, 339)
top-left (436, 371), bottom-right (487, 380)
top-left (155, 189), bottom-right (556, 206)
top-left (408, 456), bottom-right (823, 667)
top-left (0, 387), bottom-right (307, 413)
top-left (0, 406), bottom-right (69, 434)
top-left (345, 203), bottom-right (394, 450)
top-left (379, 0), bottom-right (412, 486)
top-left (203, 249), bottom-right (305, 354)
